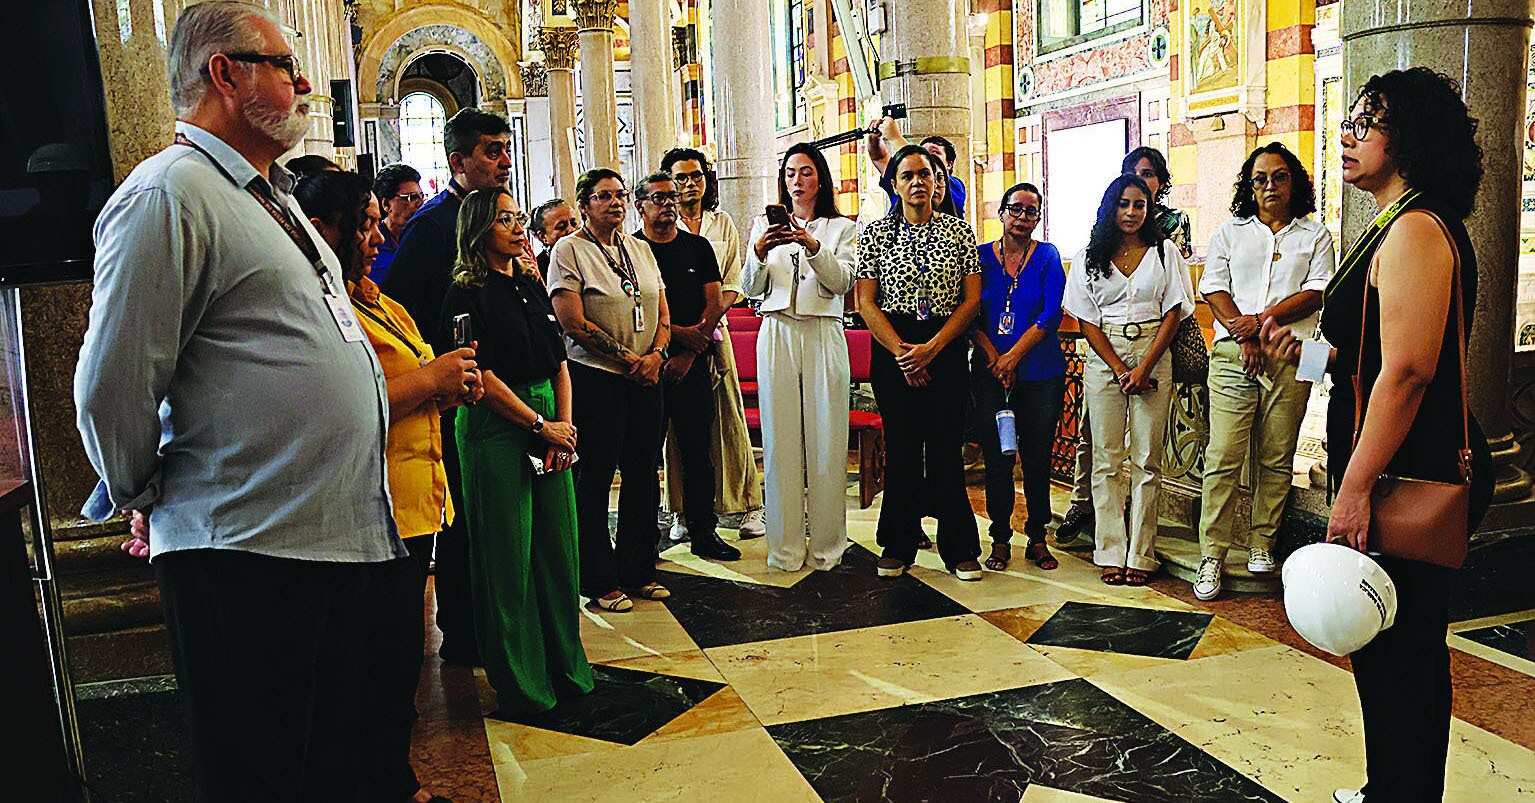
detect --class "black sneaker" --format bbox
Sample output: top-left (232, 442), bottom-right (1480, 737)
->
top-left (1055, 502), bottom-right (1094, 544)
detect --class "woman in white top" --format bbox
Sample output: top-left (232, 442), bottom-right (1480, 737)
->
top-left (659, 148), bottom-right (767, 541)
top-left (1192, 142), bottom-right (1334, 600)
top-left (742, 143), bottom-right (858, 571)
top-left (1062, 174), bottom-right (1193, 586)
top-left (548, 169), bottom-right (673, 612)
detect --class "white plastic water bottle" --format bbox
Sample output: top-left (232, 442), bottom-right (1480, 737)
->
top-left (996, 409), bottom-right (1018, 456)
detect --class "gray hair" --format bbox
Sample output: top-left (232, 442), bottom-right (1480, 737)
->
top-left (167, 2), bottom-right (277, 115)
top-left (634, 171), bottom-right (674, 198)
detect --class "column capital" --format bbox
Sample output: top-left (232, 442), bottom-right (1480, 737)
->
top-left (538, 27), bottom-right (580, 70)
top-left (572, 0), bottom-right (618, 31)
top-left (520, 61), bottom-right (550, 97)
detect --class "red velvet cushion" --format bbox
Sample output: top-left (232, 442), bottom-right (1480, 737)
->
top-left (848, 410), bottom-right (883, 430)
top-left (738, 381), bottom-right (758, 396)
top-left (732, 330), bottom-right (758, 381)
top-left (743, 408), bottom-right (761, 429)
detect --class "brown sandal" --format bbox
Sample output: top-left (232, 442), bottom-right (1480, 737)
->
top-left (1100, 567), bottom-right (1125, 585)
top-left (983, 542), bottom-right (1011, 571)
top-left (1123, 568), bottom-right (1152, 586)
top-left (1024, 542), bottom-right (1058, 571)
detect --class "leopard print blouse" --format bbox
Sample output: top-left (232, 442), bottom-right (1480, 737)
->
top-left (855, 213), bottom-right (980, 317)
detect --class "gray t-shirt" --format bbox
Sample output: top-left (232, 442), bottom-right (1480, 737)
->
top-left (548, 231), bottom-right (667, 374)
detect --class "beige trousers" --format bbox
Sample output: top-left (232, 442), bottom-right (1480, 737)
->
top-left (665, 325), bottom-right (764, 515)
top-left (1197, 339), bottom-right (1311, 559)
top-left (1084, 323), bottom-right (1173, 572)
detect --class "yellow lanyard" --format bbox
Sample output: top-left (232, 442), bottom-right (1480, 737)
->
top-left (1325, 189), bottom-right (1420, 300)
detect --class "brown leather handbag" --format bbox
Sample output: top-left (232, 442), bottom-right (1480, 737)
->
top-left (1351, 213), bottom-right (1472, 569)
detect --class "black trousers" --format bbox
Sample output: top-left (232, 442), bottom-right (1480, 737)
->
top-left (359, 538), bottom-right (434, 802)
top-left (1351, 556), bottom-right (1452, 802)
top-left (664, 352), bottom-right (718, 533)
top-left (570, 361), bottom-right (665, 594)
top-left (436, 411), bottom-right (476, 660)
top-left (972, 371), bottom-right (1064, 543)
top-left (155, 549), bottom-right (388, 803)
top-left (870, 314), bottom-right (979, 567)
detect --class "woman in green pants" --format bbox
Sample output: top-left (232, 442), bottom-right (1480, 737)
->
top-left (442, 187), bottom-right (594, 715)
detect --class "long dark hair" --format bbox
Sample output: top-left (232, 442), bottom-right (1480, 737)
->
top-left (1121, 146), bottom-right (1173, 205)
top-left (776, 142), bottom-right (842, 220)
top-left (452, 187), bottom-right (532, 288)
top-left (884, 144), bottom-right (953, 218)
top-left (660, 147), bottom-right (719, 211)
top-left (294, 170), bottom-right (373, 277)
top-left (1084, 175), bottom-right (1163, 280)
top-left (1355, 67), bottom-right (1483, 219)
top-left (1230, 142), bottom-right (1316, 219)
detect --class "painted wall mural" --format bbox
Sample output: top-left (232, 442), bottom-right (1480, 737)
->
top-left (1186, 0), bottom-right (1237, 95)
top-left (1014, 0), bottom-right (1170, 102)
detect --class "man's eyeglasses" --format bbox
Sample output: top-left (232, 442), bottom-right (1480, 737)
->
top-left (393, 192), bottom-right (425, 203)
top-left (1000, 203), bottom-right (1041, 220)
top-left (1341, 115), bottom-right (1385, 141)
top-left (641, 191), bottom-right (682, 205)
top-left (222, 52), bottom-right (303, 85)
top-left (672, 171), bottom-right (707, 185)
top-left (494, 212), bottom-right (530, 230)
top-left (1249, 171), bottom-right (1292, 189)
top-left (590, 190), bottom-right (630, 203)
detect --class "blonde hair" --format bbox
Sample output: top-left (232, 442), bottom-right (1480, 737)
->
top-left (453, 187), bottom-right (537, 287)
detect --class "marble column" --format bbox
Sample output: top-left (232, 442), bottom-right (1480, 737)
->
top-left (708, 0), bottom-right (777, 238)
top-left (540, 27), bottom-right (581, 201)
top-left (627, 0), bottom-right (676, 177)
top-left (572, 0), bottom-right (621, 172)
top-left (1343, 0), bottom-right (1535, 505)
top-left (876, 0), bottom-right (973, 207)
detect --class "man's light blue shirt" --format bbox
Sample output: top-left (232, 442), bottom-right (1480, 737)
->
top-left (75, 122), bottom-right (403, 563)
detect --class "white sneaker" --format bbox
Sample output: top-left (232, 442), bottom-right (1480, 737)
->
top-left (1247, 546), bottom-right (1277, 574)
top-left (1193, 556), bottom-right (1222, 601)
top-left (1332, 790), bottom-right (1364, 803)
top-left (738, 507), bottom-right (766, 539)
top-left (669, 516), bottom-right (689, 543)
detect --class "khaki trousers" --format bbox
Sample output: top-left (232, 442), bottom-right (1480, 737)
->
top-left (665, 325), bottom-right (764, 515)
top-left (1197, 339), bottom-right (1311, 559)
top-left (1083, 322), bottom-right (1172, 572)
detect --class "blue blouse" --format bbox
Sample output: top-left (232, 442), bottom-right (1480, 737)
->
top-left (974, 239), bottom-right (1067, 381)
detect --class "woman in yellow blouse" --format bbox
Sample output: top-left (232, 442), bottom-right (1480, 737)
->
top-left (297, 171), bottom-right (480, 803)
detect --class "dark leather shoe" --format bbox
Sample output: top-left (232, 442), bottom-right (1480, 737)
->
top-left (1055, 502), bottom-right (1094, 544)
top-left (690, 530), bottom-right (741, 561)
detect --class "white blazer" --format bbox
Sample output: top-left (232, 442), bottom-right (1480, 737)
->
top-left (741, 214), bottom-right (857, 319)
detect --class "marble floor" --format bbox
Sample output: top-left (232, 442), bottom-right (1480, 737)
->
top-left (72, 479), bottom-right (1535, 803)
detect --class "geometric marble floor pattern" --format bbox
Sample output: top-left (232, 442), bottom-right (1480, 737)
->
top-left (483, 501), bottom-right (1535, 802)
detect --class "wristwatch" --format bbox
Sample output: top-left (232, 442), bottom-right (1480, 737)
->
top-left (652, 346), bottom-right (670, 360)
top-left (530, 413), bottom-right (545, 433)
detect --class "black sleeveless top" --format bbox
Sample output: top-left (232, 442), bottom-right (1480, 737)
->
top-left (1320, 193), bottom-right (1493, 525)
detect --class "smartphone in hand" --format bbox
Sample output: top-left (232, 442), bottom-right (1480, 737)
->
top-left (765, 204), bottom-right (793, 229)
top-left (452, 313), bottom-right (473, 350)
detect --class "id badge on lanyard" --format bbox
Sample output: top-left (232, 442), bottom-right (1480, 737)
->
top-left (997, 312), bottom-right (1015, 336)
top-left (633, 300), bottom-right (646, 332)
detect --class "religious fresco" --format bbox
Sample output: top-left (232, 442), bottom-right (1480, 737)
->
top-left (1186, 0), bottom-right (1237, 95)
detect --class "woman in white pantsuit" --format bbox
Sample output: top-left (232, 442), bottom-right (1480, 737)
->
top-left (1062, 174), bottom-right (1192, 586)
top-left (742, 143), bottom-right (858, 571)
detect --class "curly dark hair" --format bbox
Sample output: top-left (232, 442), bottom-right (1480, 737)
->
top-left (1084, 175), bottom-right (1164, 281)
top-left (1355, 67), bottom-right (1483, 219)
top-left (294, 170), bottom-right (372, 277)
top-left (660, 147), bottom-right (719, 211)
top-left (1229, 142), bottom-right (1317, 219)
top-left (1121, 146), bottom-right (1172, 204)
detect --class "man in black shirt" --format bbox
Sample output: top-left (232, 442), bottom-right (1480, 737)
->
top-left (633, 173), bottom-right (738, 561)
top-left (380, 108), bottom-right (512, 665)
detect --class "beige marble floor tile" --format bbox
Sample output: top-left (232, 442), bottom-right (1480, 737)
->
top-left (705, 614), bottom-right (1075, 726)
top-left (640, 687), bottom-right (762, 743)
top-left (577, 599), bottom-right (701, 665)
top-left (657, 535), bottom-right (814, 588)
top-left (484, 716), bottom-right (622, 763)
top-left (598, 647), bottom-right (726, 681)
top-left (1018, 785), bottom-right (1120, 802)
top-left (1087, 643), bottom-right (1535, 802)
top-left (500, 726), bottom-right (822, 802)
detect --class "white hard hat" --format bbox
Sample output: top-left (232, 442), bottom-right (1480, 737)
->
top-left (1282, 543), bottom-right (1398, 656)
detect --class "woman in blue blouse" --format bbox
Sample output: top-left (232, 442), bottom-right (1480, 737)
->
top-left (970, 183), bottom-right (1067, 571)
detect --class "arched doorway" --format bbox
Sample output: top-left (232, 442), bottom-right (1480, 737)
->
top-left (399, 91), bottom-right (451, 194)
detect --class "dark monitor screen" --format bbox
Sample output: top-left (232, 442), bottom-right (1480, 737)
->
top-left (0, 0), bottom-right (114, 285)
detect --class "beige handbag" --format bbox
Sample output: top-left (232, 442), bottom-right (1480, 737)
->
top-left (1351, 213), bottom-right (1472, 569)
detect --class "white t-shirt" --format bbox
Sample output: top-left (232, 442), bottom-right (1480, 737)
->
top-left (1063, 241), bottom-right (1193, 327)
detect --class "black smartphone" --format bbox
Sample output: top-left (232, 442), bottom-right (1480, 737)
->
top-left (452, 313), bottom-right (473, 349)
top-left (764, 204), bottom-right (793, 229)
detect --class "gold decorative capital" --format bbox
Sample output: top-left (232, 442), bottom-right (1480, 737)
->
top-left (539, 27), bottom-right (580, 70)
top-left (571, 0), bottom-right (618, 31)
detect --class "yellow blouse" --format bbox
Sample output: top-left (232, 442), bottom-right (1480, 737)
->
top-left (348, 277), bottom-right (454, 538)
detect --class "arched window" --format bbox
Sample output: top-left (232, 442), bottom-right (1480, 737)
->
top-left (400, 92), bottom-right (451, 195)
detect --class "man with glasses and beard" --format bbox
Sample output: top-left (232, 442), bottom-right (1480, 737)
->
top-left (383, 106), bottom-right (514, 667)
top-left (76, 3), bottom-right (404, 800)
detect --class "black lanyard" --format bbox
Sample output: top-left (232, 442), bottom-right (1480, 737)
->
top-left (997, 238), bottom-right (1039, 315)
top-left (352, 298), bottom-right (425, 361)
top-left (174, 133), bottom-right (333, 295)
top-left (583, 227), bottom-right (640, 297)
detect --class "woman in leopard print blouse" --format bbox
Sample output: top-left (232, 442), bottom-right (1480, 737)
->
top-left (855, 145), bottom-right (984, 582)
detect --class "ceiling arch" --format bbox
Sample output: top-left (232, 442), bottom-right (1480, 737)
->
top-left (358, 5), bottom-right (523, 105)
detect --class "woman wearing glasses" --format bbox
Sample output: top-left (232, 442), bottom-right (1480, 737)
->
top-left (969, 183), bottom-right (1067, 572)
top-left (442, 188), bottom-right (593, 716)
top-left (1191, 143), bottom-right (1333, 601)
top-left (857, 145), bottom-right (984, 580)
top-left (658, 147), bottom-right (767, 542)
top-left (1262, 68), bottom-right (1492, 803)
top-left (548, 169), bottom-right (673, 613)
